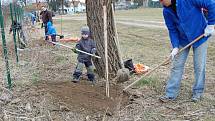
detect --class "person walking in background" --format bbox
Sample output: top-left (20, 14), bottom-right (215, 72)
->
top-left (40, 7), bottom-right (53, 40)
top-left (29, 12), bottom-right (36, 25)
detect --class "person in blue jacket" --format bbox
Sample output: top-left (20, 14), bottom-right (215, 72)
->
top-left (29, 12), bottom-right (36, 25)
top-left (46, 21), bottom-right (57, 43)
top-left (72, 26), bottom-right (96, 84)
top-left (159, 0), bottom-right (215, 102)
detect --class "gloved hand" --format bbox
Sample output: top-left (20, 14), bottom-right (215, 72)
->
top-left (41, 23), bottom-right (44, 28)
top-left (204, 25), bottom-right (215, 37)
top-left (59, 35), bottom-right (64, 39)
top-left (72, 48), bottom-right (78, 53)
top-left (91, 48), bottom-right (96, 54)
top-left (170, 48), bottom-right (179, 60)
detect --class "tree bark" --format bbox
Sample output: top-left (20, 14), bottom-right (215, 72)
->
top-left (61, 0), bottom-right (64, 14)
top-left (86, 0), bottom-right (122, 79)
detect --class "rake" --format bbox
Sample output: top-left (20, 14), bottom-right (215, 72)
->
top-left (123, 34), bottom-right (205, 91)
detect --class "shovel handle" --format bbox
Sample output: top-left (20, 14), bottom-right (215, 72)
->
top-left (47, 41), bottom-right (101, 59)
top-left (178, 34), bottom-right (204, 54)
top-left (123, 34), bottom-right (205, 91)
top-left (123, 57), bottom-right (170, 91)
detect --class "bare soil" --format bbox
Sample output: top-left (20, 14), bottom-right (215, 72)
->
top-left (0, 27), bottom-right (129, 121)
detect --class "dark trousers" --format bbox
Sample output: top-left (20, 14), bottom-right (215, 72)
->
top-left (44, 23), bottom-right (48, 40)
top-left (47, 35), bottom-right (56, 45)
top-left (51, 35), bottom-right (56, 42)
top-left (73, 61), bottom-right (95, 81)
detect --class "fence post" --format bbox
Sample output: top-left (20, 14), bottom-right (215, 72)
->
top-left (0, 1), bottom-right (12, 89)
top-left (13, 4), bottom-right (21, 51)
top-left (10, 3), bottom-right (19, 63)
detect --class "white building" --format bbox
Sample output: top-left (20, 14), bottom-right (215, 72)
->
top-left (26, 0), bottom-right (47, 4)
top-left (69, 0), bottom-right (85, 3)
top-left (59, 1), bottom-right (86, 14)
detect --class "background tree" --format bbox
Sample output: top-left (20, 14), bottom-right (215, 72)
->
top-left (47, 0), bottom-right (57, 12)
top-left (47, 0), bottom-right (69, 12)
top-left (133, 0), bottom-right (149, 7)
top-left (86, 0), bottom-right (123, 79)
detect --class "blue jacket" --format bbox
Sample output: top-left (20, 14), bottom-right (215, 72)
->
top-left (29, 13), bottom-right (36, 20)
top-left (46, 21), bottom-right (56, 36)
top-left (163, 0), bottom-right (215, 48)
top-left (76, 38), bottom-right (96, 62)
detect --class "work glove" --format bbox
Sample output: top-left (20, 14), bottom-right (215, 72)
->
top-left (204, 25), bottom-right (215, 37)
top-left (72, 48), bottom-right (78, 54)
top-left (59, 35), bottom-right (64, 39)
top-left (170, 48), bottom-right (179, 60)
top-left (91, 48), bottom-right (96, 54)
top-left (41, 23), bottom-right (44, 28)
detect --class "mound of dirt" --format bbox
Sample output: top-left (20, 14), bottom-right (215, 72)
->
top-left (38, 81), bottom-right (128, 114)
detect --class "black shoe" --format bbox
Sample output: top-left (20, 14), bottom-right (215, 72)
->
top-left (72, 78), bottom-right (79, 83)
top-left (159, 96), bottom-right (175, 103)
top-left (191, 95), bottom-right (202, 103)
top-left (88, 79), bottom-right (96, 85)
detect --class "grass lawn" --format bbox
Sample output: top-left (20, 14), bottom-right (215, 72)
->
top-left (0, 8), bottom-right (214, 121)
top-left (115, 8), bottom-right (163, 21)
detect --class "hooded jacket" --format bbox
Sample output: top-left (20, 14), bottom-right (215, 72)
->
top-left (163, 0), bottom-right (215, 48)
top-left (46, 21), bottom-right (56, 36)
top-left (76, 38), bottom-right (96, 62)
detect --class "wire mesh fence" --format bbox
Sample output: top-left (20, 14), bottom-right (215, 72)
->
top-left (0, 1), bottom-right (44, 89)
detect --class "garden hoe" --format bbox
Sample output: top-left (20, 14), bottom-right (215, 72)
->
top-left (56, 34), bottom-right (64, 39)
top-left (46, 34), bottom-right (64, 39)
top-left (123, 34), bottom-right (205, 91)
top-left (47, 41), bottom-right (101, 59)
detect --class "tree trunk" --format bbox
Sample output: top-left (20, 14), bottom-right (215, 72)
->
top-left (86, 0), bottom-right (122, 79)
top-left (62, 0), bottom-right (64, 14)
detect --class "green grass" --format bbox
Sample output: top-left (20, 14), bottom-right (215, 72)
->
top-left (55, 56), bottom-right (67, 64)
top-left (31, 72), bottom-right (40, 84)
top-left (135, 76), bottom-right (163, 93)
top-left (53, 19), bottom-right (86, 38)
top-left (115, 8), bottom-right (163, 21)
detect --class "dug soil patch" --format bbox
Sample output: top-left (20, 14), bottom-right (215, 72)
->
top-left (37, 81), bottom-right (129, 114)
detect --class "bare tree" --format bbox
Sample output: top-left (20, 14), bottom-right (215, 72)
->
top-left (134, 0), bottom-right (149, 7)
top-left (86, 0), bottom-right (122, 78)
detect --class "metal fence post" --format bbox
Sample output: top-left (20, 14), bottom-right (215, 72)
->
top-left (10, 3), bottom-right (19, 63)
top-left (0, 1), bottom-right (12, 89)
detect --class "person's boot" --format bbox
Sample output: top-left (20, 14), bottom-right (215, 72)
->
top-left (159, 96), bottom-right (175, 103)
top-left (90, 79), bottom-right (96, 85)
top-left (72, 78), bottom-right (80, 83)
top-left (45, 36), bottom-right (48, 41)
top-left (191, 94), bottom-right (202, 103)
top-left (87, 74), bottom-right (95, 85)
top-left (72, 72), bottom-right (82, 83)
